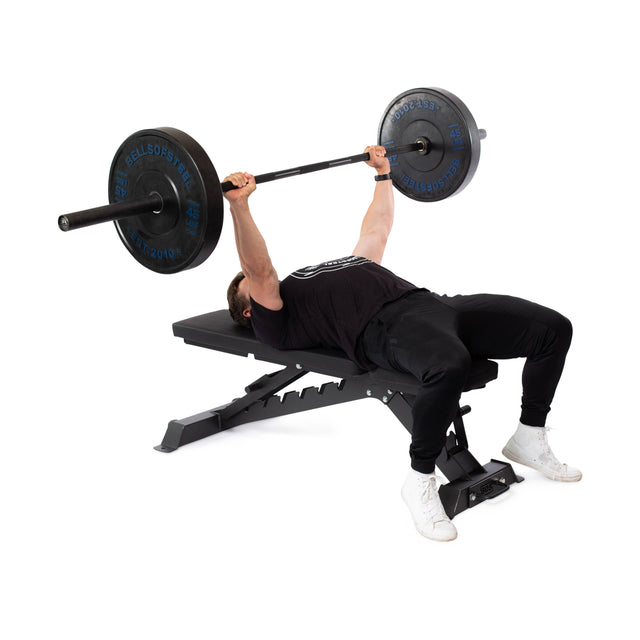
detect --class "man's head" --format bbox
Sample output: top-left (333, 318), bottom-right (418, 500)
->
top-left (227, 272), bottom-right (252, 328)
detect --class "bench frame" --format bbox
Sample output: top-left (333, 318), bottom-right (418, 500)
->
top-left (155, 311), bottom-right (523, 519)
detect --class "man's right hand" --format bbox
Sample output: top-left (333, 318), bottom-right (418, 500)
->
top-left (364, 145), bottom-right (390, 175)
top-left (223, 172), bottom-right (256, 202)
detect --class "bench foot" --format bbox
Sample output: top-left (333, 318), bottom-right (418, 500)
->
top-left (438, 459), bottom-right (523, 519)
top-left (435, 406), bottom-right (524, 519)
top-left (154, 410), bottom-right (222, 453)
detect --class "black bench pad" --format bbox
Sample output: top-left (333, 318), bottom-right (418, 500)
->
top-left (173, 310), bottom-right (497, 393)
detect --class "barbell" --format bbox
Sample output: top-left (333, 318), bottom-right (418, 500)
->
top-left (58, 87), bottom-right (486, 274)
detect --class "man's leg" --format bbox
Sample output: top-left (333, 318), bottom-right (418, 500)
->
top-left (360, 293), bottom-right (471, 541)
top-left (437, 293), bottom-right (581, 481)
top-left (362, 292), bottom-right (473, 473)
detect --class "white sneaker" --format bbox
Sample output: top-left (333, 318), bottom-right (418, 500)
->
top-left (401, 471), bottom-right (458, 541)
top-left (502, 422), bottom-right (582, 482)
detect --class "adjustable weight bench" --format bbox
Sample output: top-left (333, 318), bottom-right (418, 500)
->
top-left (156, 309), bottom-right (523, 519)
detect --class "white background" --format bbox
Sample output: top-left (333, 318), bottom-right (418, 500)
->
top-left (2, 1), bottom-right (638, 637)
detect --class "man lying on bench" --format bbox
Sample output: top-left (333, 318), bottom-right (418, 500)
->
top-left (223, 144), bottom-right (581, 542)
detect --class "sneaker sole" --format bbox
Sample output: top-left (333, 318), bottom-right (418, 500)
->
top-left (502, 447), bottom-right (582, 482)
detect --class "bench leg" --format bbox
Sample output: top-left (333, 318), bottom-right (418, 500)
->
top-left (155, 365), bottom-right (373, 452)
top-left (155, 365), bottom-right (306, 452)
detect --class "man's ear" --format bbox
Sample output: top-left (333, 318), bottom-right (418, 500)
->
top-left (243, 308), bottom-right (251, 318)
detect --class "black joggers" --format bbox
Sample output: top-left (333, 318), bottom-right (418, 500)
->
top-left (359, 291), bottom-right (573, 474)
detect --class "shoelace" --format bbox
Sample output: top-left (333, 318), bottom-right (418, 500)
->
top-left (540, 427), bottom-right (569, 472)
top-left (540, 427), bottom-right (555, 456)
top-left (418, 477), bottom-right (449, 523)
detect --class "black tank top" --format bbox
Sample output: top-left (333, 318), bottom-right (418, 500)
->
top-left (250, 256), bottom-right (419, 369)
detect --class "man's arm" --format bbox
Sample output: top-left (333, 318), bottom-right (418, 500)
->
top-left (224, 172), bottom-right (283, 311)
top-left (352, 145), bottom-right (394, 265)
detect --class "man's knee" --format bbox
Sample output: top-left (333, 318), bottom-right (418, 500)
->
top-left (556, 313), bottom-right (573, 345)
top-left (418, 347), bottom-right (472, 390)
top-left (543, 310), bottom-right (573, 352)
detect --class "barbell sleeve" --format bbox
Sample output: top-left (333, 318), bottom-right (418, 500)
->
top-left (220, 142), bottom-right (425, 192)
top-left (58, 193), bottom-right (163, 232)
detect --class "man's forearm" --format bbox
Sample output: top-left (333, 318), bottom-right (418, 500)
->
top-left (359, 179), bottom-right (395, 238)
top-left (229, 199), bottom-right (275, 279)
